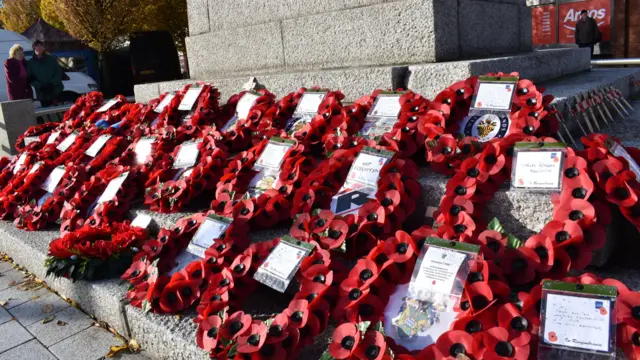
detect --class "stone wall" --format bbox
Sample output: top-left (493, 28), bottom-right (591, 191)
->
top-left (185, 0), bottom-right (532, 80)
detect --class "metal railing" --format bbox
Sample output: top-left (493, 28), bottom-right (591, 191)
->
top-left (34, 96), bottom-right (135, 123)
top-left (591, 58), bottom-right (640, 66)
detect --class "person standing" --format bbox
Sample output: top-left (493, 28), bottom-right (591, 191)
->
top-left (27, 40), bottom-right (63, 107)
top-left (574, 9), bottom-right (602, 56)
top-left (4, 44), bottom-right (33, 101)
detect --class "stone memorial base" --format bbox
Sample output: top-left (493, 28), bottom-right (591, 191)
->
top-left (0, 100), bottom-right (36, 157)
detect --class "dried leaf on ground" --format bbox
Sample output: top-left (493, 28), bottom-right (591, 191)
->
top-left (56, 320), bottom-right (67, 326)
top-left (7, 280), bottom-right (16, 287)
top-left (42, 304), bottom-right (54, 314)
top-left (106, 344), bottom-right (129, 358)
top-left (42, 315), bottom-right (56, 324)
top-left (128, 339), bottom-right (140, 352)
top-left (0, 300), bottom-right (7, 307)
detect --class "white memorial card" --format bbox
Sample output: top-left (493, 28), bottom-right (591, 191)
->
top-left (410, 246), bottom-right (466, 296)
top-left (342, 151), bottom-right (391, 189)
top-left (186, 215), bottom-right (232, 258)
top-left (13, 153), bottom-right (27, 174)
top-left (40, 166), bottom-right (66, 193)
top-left (24, 136), bottom-right (40, 146)
top-left (295, 92), bottom-right (326, 115)
top-left (46, 131), bottom-right (61, 145)
top-left (97, 172), bottom-right (129, 203)
top-left (84, 135), bottom-right (111, 157)
top-left (362, 94), bottom-right (402, 138)
top-left (370, 95), bottom-right (402, 117)
top-left (28, 162), bottom-right (42, 174)
top-left (178, 86), bottom-right (204, 111)
top-left (472, 82), bottom-right (515, 111)
top-left (543, 293), bottom-right (611, 352)
top-left (56, 133), bottom-right (77, 152)
top-left (512, 151), bottom-right (563, 190)
top-left (154, 94), bottom-right (175, 113)
top-left (235, 92), bottom-right (260, 120)
top-left (172, 140), bottom-right (201, 169)
top-left (131, 214), bottom-right (153, 229)
top-left (253, 236), bottom-right (314, 293)
top-left (134, 137), bottom-right (156, 165)
top-left (97, 98), bottom-right (120, 113)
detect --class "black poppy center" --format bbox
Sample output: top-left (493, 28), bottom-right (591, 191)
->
top-left (396, 242), bottom-right (408, 254)
top-left (341, 335), bottom-right (355, 350)
top-left (240, 208), bottom-right (250, 215)
top-left (207, 327), bottom-right (218, 339)
top-left (349, 288), bottom-right (362, 301)
top-left (360, 269), bottom-right (373, 282)
top-left (367, 213), bottom-right (378, 222)
top-left (572, 187), bottom-right (587, 199)
top-left (526, 98), bottom-right (537, 106)
top-left (442, 147), bottom-right (452, 155)
top-left (556, 231), bottom-right (570, 243)
top-left (615, 187), bottom-right (630, 200)
top-left (472, 296), bottom-right (488, 309)
top-left (484, 154), bottom-right (497, 165)
top-left (375, 253), bottom-right (388, 265)
top-left (291, 311), bottom-right (304, 322)
top-left (381, 198), bottom-right (393, 206)
top-left (211, 295), bottom-right (221, 302)
top-left (313, 274), bottom-right (326, 283)
top-left (512, 258), bottom-right (528, 271)
top-left (302, 194), bottom-right (311, 201)
top-left (564, 167), bottom-right (579, 178)
top-left (487, 241), bottom-right (501, 253)
top-left (449, 205), bottom-right (462, 216)
top-left (269, 325), bottom-right (283, 337)
top-left (633, 331), bottom-right (640, 346)
top-left (315, 219), bottom-right (326, 228)
top-left (247, 334), bottom-right (261, 346)
top-left (523, 125), bottom-right (535, 135)
top-left (233, 264), bottom-right (245, 273)
top-left (632, 306), bottom-right (640, 320)
top-left (365, 345), bottom-right (380, 359)
top-left (468, 271), bottom-right (484, 283)
top-left (535, 246), bottom-right (548, 260)
top-left (511, 316), bottom-right (529, 332)
top-left (454, 224), bottom-right (467, 234)
top-left (450, 343), bottom-right (467, 357)
top-left (455, 185), bottom-right (467, 195)
top-left (569, 210), bottom-right (584, 221)
top-left (219, 278), bottom-right (230, 287)
top-left (180, 287), bottom-right (193, 298)
top-left (329, 229), bottom-right (341, 239)
top-left (359, 303), bottom-right (374, 316)
top-left (465, 320), bottom-right (483, 333)
top-left (466, 167), bottom-right (479, 178)
top-left (460, 301), bottom-right (470, 311)
top-left (229, 321), bottom-right (243, 335)
top-left (166, 292), bottom-right (178, 304)
top-left (495, 341), bottom-right (514, 357)
top-left (517, 88), bottom-right (529, 95)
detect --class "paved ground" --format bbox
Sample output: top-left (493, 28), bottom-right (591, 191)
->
top-left (0, 257), bottom-right (154, 360)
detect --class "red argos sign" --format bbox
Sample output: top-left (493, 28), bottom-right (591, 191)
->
top-left (558, 0), bottom-right (611, 44)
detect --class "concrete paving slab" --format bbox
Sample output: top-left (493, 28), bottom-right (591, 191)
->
top-left (0, 269), bottom-right (26, 292)
top-left (49, 326), bottom-right (119, 360)
top-left (0, 283), bottom-right (50, 310)
top-left (27, 306), bottom-right (93, 346)
top-left (0, 339), bottom-right (57, 360)
top-left (0, 306), bottom-right (12, 325)
top-left (0, 320), bottom-right (34, 353)
top-left (8, 292), bottom-right (70, 327)
top-left (0, 261), bottom-right (12, 273)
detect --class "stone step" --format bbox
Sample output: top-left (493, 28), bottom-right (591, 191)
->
top-left (135, 48), bottom-right (589, 104)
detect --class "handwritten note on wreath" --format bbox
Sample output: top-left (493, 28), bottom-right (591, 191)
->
top-left (543, 293), bottom-right (611, 352)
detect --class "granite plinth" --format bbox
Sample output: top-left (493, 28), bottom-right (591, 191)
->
top-left (0, 100), bottom-right (37, 157)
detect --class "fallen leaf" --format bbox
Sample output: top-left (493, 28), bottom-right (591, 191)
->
top-left (31, 296), bottom-right (40, 300)
top-left (7, 280), bottom-right (16, 287)
top-left (42, 304), bottom-right (54, 314)
top-left (56, 320), bottom-right (67, 326)
top-left (106, 344), bottom-right (129, 358)
top-left (128, 339), bottom-right (140, 352)
top-left (0, 300), bottom-right (7, 307)
top-left (42, 315), bottom-right (56, 324)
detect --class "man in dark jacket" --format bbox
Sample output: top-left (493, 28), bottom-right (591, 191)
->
top-left (27, 41), bottom-right (63, 107)
top-left (575, 10), bottom-right (601, 56)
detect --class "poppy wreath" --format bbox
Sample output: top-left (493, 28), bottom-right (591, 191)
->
top-left (61, 91), bottom-right (105, 130)
top-left (111, 135), bottom-right (177, 174)
top-left (14, 163), bottom-right (87, 231)
top-left (59, 165), bottom-right (142, 234)
top-left (81, 135), bottom-right (131, 175)
top-left (290, 145), bottom-right (421, 257)
top-left (122, 211), bottom-right (249, 311)
top-left (15, 122), bottom-right (60, 153)
top-left (49, 131), bottom-right (96, 167)
top-left (84, 95), bottom-right (130, 127)
top-left (209, 138), bottom-right (315, 229)
top-left (579, 134), bottom-right (640, 234)
top-left (45, 221), bottom-right (149, 281)
top-left (342, 90), bottom-right (431, 159)
top-left (175, 85), bottom-right (225, 140)
top-left (151, 83), bottom-right (221, 135)
top-left (143, 138), bottom-right (229, 213)
top-left (103, 102), bottom-right (161, 139)
top-left (0, 159), bottom-right (57, 219)
top-left (185, 236), bottom-right (343, 359)
top-left (255, 87), bottom-right (306, 132)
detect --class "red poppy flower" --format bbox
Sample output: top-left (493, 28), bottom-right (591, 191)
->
top-left (606, 170), bottom-right (639, 207)
top-left (520, 284), bottom-right (543, 327)
top-left (221, 311), bottom-right (252, 340)
top-left (477, 143), bottom-right (506, 176)
top-left (347, 258), bottom-right (379, 289)
top-left (501, 248), bottom-right (539, 285)
top-left (452, 305), bottom-right (498, 338)
top-left (354, 330), bottom-right (386, 360)
top-left (415, 344), bottom-right (445, 360)
top-left (618, 324), bottom-right (640, 360)
top-left (437, 196), bottom-right (475, 225)
top-left (445, 172), bottom-right (477, 200)
top-left (358, 202), bottom-right (386, 227)
top-left (382, 231), bottom-right (416, 263)
top-left (290, 213), bottom-right (311, 241)
top-left (329, 323), bottom-right (360, 359)
top-left (318, 219), bottom-right (349, 250)
top-left (425, 135), bottom-right (457, 163)
top-left (483, 327), bottom-right (530, 360)
top-left (237, 321), bottom-right (268, 354)
top-left (592, 157), bottom-right (624, 188)
top-left (158, 279), bottom-right (201, 313)
top-left (541, 220), bottom-right (583, 249)
top-left (196, 315), bottom-right (223, 350)
top-left (477, 230), bottom-right (507, 260)
top-left (436, 330), bottom-right (481, 359)
top-left (553, 199), bottom-right (596, 227)
top-left (524, 234), bottom-right (555, 272)
top-left (618, 292), bottom-right (640, 328)
top-left (497, 303), bottom-right (532, 346)
top-left (345, 293), bottom-right (385, 323)
top-left (285, 299), bottom-right (309, 329)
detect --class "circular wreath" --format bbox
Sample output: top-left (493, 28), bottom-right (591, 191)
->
top-left (0, 159), bottom-right (56, 219)
top-left (14, 163), bottom-right (86, 231)
top-left (45, 221), bottom-right (149, 281)
top-left (15, 122), bottom-right (60, 153)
